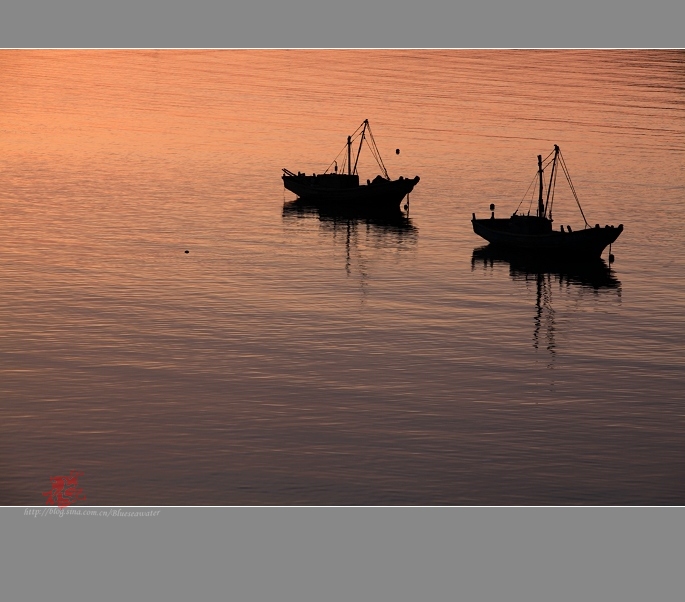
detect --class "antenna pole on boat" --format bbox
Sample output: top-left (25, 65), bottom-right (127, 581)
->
top-left (347, 136), bottom-right (352, 176)
top-left (537, 155), bottom-right (544, 218)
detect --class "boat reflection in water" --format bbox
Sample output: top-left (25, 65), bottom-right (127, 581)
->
top-left (283, 198), bottom-right (417, 233)
top-left (283, 200), bottom-right (417, 291)
top-left (471, 244), bottom-right (621, 365)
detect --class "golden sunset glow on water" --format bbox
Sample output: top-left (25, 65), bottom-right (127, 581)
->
top-left (1, 50), bottom-right (684, 504)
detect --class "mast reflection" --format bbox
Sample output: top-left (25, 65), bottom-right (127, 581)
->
top-left (283, 200), bottom-right (417, 292)
top-left (471, 244), bottom-right (621, 365)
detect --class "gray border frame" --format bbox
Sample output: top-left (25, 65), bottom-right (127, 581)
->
top-left (0, 0), bottom-right (683, 47)
top-left (2, 1), bottom-right (684, 599)
top-left (6, 507), bottom-right (685, 600)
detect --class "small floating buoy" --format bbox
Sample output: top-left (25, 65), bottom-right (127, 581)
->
top-left (185, 250), bottom-right (189, 254)
top-left (396, 148), bottom-right (400, 155)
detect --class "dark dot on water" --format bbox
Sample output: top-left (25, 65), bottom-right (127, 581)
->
top-left (396, 148), bottom-right (400, 154)
top-left (185, 250), bottom-right (189, 254)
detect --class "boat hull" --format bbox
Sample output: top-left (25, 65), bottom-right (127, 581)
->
top-left (472, 218), bottom-right (623, 259)
top-left (283, 174), bottom-right (419, 210)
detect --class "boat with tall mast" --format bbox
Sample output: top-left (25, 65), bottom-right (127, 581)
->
top-left (471, 145), bottom-right (623, 260)
top-left (282, 120), bottom-right (420, 211)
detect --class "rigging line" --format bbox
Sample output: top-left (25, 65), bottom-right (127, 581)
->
top-left (362, 129), bottom-right (378, 161)
top-left (325, 140), bottom-right (351, 174)
top-left (365, 126), bottom-right (382, 173)
top-left (366, 138), bottom-right (383, 175)
top-left (365, 122), bottom-right (389, 179)
top-left (366, 136), bottom-right (387, 177)
top-left (528, 180), bottom-right (535, 214)
top-left (352, 128), bottom-right (365, 176)
top-left (542, 151), bottom-right (558, 170)
top-left (560, 154), bottom-right (581, 211)
top-left (352, 121), bottom-right (366, 136)
top-left (532, 172), bottom-right (540, 214)
top-left (364, 139), bottom-right (380, 174)
top-left (527, 170), bottom-right (539, 215)
top-left (323, 121), bottom-right (390, 178)
top-left (325, 134), bottom-right (365, 174)
top-left (324, 121), bottom-right (366, 173)
top-left (347, 122), bottom-right (365, 142)
top-left (559, 152), bottom-right (590, 227)
top-left (515, 171), bottom-right (539, 213)
top-left (371, 139), bottom-right (385, 168)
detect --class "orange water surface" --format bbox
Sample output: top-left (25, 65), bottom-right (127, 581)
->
top-left (1, 50), bottom-right (684, 504)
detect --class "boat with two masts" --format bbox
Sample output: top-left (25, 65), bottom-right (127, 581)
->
top-left (282, 120), bottom-right (420, 212)
top-left (472, 145), bottom-right (623, 260)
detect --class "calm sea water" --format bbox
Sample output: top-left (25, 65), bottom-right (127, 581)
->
top-left (1, 50), bottom-right (684, 504)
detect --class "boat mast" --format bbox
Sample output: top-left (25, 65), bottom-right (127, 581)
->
top-left (352, 120), bottom-right (368, 176)
top-left (544, 145), bottom-right (560, 218)
top-left (347, 136), bottom-right (352, 176)
top-left (537, 155), bottom-right (544, 218)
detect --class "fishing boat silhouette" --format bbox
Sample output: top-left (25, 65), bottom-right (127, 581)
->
top-left (282, 120), bottom-right (420, 212)
top-left (472, 145), bottom-right (623, 261)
